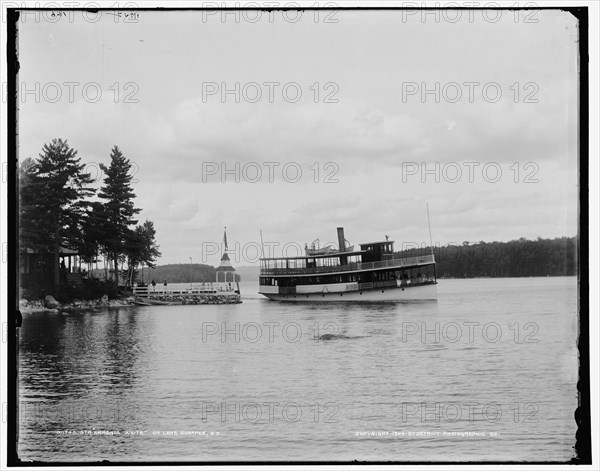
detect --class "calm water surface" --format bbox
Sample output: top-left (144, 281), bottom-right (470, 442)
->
top-left (18, 277), bottom-right (578, 462)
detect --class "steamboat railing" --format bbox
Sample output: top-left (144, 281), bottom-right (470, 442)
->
top-left (260, 254), bottom-right (435, 276)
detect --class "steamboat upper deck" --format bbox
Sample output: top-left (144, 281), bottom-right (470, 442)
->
top-left (260, 253), bottom-right (435, 276)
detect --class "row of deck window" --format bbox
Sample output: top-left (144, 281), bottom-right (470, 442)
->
top-left (260, 255), bottom-right (363, 270)
top-left (260, 265), bottom-right (435, 286)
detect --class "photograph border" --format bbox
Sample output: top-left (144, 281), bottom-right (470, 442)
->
top-left (5, 5), bottom-right (591, 466)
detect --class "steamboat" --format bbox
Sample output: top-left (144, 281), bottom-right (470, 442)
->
top-left (258, 227), bottom-right (437, 302)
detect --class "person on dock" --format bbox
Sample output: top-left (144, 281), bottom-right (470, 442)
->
top-left (151, 280), bottom-right (156, 291)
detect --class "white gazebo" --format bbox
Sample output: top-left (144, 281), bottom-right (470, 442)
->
top-left (216, 227), bottom-right (237, 283)
top-left (216, 252), bottom-right (236, 283)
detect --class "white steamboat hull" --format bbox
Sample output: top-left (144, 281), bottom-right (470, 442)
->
top-left (259, 282), bottom-right (437, 302)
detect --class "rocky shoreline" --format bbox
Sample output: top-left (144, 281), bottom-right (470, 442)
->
top-left (19, 294), bottom-right (137, 313)
top-left (19, 292), bottom-right (242, 313)
top-left (147, 294), bottom-right (242, 304)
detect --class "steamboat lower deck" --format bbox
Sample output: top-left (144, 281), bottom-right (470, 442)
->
top-left (260, 280), bottom-right (437, 302)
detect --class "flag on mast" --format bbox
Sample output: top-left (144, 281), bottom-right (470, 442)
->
top-left (223, 226), bottom-right (228, 252)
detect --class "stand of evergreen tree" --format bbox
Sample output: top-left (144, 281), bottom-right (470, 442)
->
top-left (97, 146), bottom-right (142, 284)
top-left (397, 237), bottom-right (577, 278)
top-left (19, 139), bottom-right (161, 298)
top-left (19, 139), bottom-right (94, 288)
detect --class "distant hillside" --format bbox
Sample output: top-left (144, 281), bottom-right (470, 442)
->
top-left (137, 263), bottom-right (220, 283)
top-left (92, 263), bottom-right (240, 283)
top-left (235, 265), bottom-right (260, 282)
top-left (397, 236), bottom-right (577, 278)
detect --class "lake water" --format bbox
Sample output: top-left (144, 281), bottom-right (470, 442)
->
top-left (17, 277), bottom-right (579, 462)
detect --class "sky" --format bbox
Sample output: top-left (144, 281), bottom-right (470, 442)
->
top-left (16, 8), bottom-right (580, 266)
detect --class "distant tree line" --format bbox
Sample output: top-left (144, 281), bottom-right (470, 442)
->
top-left (134, 264), bottom-right (218, 284)
top-left (397, 237), bottom-right (577, 278)
top-left (20, 138), bottom-right (161, 289)
top-left (91, 263), bottom-right (242, 284)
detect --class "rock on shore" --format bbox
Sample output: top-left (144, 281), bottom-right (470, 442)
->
top-left (19, 293), bottom-right (241, 312)
top-left (148, 294), bottom-right (242, 304)
top-left (19, 296), bottom-right (137, 312)
top-left (44, 295), bottom-right (60, 309)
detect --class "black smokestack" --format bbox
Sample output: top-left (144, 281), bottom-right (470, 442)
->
top-left (337, 227), bottom-right (345, 252)
top-left (337, 227), bottom-right (348, 265)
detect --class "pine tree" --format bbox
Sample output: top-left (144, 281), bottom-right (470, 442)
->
top-left (20, 157), bottom-right (47, 254)
top-left (78, 201), bottom-right (108, 269)
top-left (139, 220), bottom-right (161, 268)
top-left (98, 146), bottom-right (141, 283)
top-left (125, 219), bottom-right (161, 284)
top-left (21, 139), bottom-right (95, 287)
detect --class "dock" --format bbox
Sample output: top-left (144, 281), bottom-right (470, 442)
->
top-left (132, 283), bottom-right (241, 304)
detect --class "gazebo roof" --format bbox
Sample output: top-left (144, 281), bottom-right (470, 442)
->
top-left (216, 252), bottom-right (236, 272)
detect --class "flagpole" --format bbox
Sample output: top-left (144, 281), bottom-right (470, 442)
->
top-left (259, 230), bottom-right (265, 259)
top-left (426, 203), bottom-right (434, 256)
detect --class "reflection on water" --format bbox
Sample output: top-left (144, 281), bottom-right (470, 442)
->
top-left (18, 278), bottom-right (578, 462)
